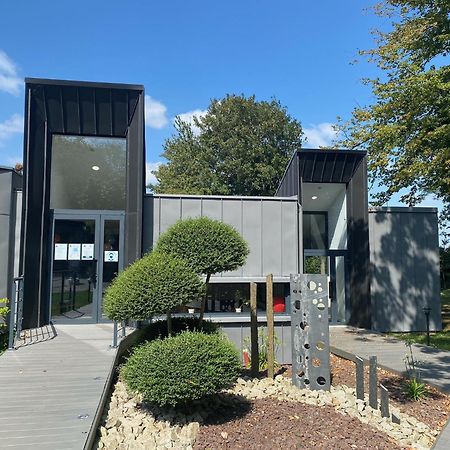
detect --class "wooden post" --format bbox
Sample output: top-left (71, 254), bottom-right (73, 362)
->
top-left (250, 282), bottom-right (259, 376)
top-left (266, 274), bottom-right (275, 379)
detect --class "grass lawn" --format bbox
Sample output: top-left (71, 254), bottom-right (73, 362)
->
top-left (390, 289), bottom-right (450, 351)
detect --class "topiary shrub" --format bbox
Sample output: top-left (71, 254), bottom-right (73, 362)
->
top-left (121, 331), bottom-right (241, 407)
top-left (142, 317), bottom-right (220, 341)
top-left (103, 252), bottom-right (204, 321)
top-left (155, 217), bottom-right (249, 322)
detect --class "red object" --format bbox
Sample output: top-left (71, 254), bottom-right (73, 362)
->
top-left (273, 296), bottom-right (285, 313)
top-left (243, 349), bottom-right (250, 368)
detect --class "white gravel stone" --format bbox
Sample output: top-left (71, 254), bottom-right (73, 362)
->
top-left (96, 376), bottom-right (437, 450)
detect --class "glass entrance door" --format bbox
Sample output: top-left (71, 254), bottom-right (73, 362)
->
top-left (50, 212), bottom-right (124, 323)
top-left (304, 251), bottom-right (348, 324)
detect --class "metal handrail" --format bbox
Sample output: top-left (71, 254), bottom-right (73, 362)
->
top-left (111, 320), bottom-right (127, 348)
top-left (8, 276), bottom-right (24, 350)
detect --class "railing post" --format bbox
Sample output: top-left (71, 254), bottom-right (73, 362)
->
top-left (112, 321), bottom-right (118, 348)
top-left (121, 320), bottom-right (126, 338)
top-left (7, 282), bottom-right (17, 350)
top-left (15, 277), bottom-right (23, 341)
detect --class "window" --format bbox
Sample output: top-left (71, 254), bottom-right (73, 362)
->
top-left (206, 283), bottom-right (289, 314)
top-left (50, 135), bottom-right (127, 210)
top-left (303, 213), bottom-right (327, 250)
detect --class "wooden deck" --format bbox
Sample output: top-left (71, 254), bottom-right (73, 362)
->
top-left (0, 324), bottom-right (118, 449)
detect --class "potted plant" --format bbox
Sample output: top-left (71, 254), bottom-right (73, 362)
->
top-left (235, 290), bottom-right (248, 313)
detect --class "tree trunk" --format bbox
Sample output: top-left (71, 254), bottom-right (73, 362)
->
top-left (198, 273), bottom-right (211, 326)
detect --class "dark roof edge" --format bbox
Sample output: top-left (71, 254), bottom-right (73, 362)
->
top-left (25, 77), bottom-right (145, 91)
top-left (298, 148), bottom-right (367, 156)
top-left (275, 150), bottom-right (298, 195)
top-left (0, 165), bottom-right (22, 175)
top-left (275, 147), bottom-right (367, 195)
top-left (369, 206), bottom-right (438, 214)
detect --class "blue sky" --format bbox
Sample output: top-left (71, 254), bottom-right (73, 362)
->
top-left (0, 0), bottom-right (444, 215)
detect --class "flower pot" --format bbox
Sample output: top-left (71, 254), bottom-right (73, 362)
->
top-left (235, 307), bottom-right (242, 313)
top-left (188, 308), bottom-right (195, 314)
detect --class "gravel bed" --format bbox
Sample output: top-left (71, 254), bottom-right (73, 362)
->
top-left (194, 398), bottom-right (402, 450)
top-left (329, 354), bottom-right (450, 430)
top-left (97, 374), bottom-right (438, 449)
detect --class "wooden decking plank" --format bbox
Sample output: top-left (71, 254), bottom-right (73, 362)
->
top-left (0, 324), bottom-right (118, 450)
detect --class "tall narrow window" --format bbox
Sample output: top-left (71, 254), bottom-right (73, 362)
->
top-left (303, 213), bottom-right (327, 249)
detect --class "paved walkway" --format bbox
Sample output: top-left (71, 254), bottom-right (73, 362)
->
top-left (0, 324), bottom-right (118, 450)
top-left (330, 327), bottom-right (450, 450)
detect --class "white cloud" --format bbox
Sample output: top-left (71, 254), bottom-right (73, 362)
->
top-left (146, 161), bottom-right (162, 186)
top-left (0, 51), bottom-right (21, 95)
top-left (145, 95), bottom-right (168, 129)
top-left (174, 109), bottom-right (207, 136)
top-left (0, 114), bottom-right (23, 146)
top-left (303, 122), bottom-right (338, 148)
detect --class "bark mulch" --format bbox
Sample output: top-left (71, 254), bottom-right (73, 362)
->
top-left (194, 398), bottom-right (402, 450)
top-left (329, 354), bottom-right (450, 431)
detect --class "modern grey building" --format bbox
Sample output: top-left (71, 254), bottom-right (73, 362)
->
top-left (0, 78), bottom-right (442, 338)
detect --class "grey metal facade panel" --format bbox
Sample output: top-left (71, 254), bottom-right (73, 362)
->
top-left (0, 214), bottom-right (11, 299)
top-left (221, 322), bottom-right (292, 364)
top-left (0, 171), bottom-right (22, 301)
top-left (145, 194), bottom-right (299, 279)
top-left (369, 209), bottom-right (441, 332)
top-left (346, 156), bottom-right (371, 328)
top-left (0, 171), bottom-right (12, 215)
top-left (21, 79), bottom-right (145, 328)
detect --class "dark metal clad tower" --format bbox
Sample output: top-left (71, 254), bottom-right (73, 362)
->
top-left (21, 79), bottom-right (145, 328)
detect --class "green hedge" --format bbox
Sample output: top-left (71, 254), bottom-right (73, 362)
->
top-left (142, 317), bottom-right (220, 341)
top-left (155, 217), bottom-right (249, 276)
top-left (103, 252), bottom-right (204, 321)
top-left (121, 331), bottom-right (241, 407)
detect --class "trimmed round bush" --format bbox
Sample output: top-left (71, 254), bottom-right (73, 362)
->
top-left (121, 331), bottom-right (241, 407)
top-left (155, 217), bottom-right (249, 276)
top-left (142, 317), bottom-right (220, 341)
top-left (103, 252), bottom-right (204, 321)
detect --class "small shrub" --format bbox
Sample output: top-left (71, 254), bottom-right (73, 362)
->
top-left (103, 252), bottom-right (204, 321)
top-left (244, 327), bottom-right (281, 371)
top-left (0, 298), bottom-right (9, 354)
top-left (403, 338), bottom-right (427, 401)
top-left (404, 377), bottom-right (427, 401)
top-left (142, 317), bottom-right (220, 341)
top-left (121, 331), bottom-right (241, 407)
top-left (155, 217), bottom-right (249, 276)
top-left (155, 217), bottom-right (249, 321)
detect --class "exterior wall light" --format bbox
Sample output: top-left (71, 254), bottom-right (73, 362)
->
top-left (311, 195), bottom-right (318, 200)
top-left (92, 165), bottom-right (100, 171)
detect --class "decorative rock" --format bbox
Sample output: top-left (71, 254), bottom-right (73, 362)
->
top-left (97, 377), bottom-right (437, 450)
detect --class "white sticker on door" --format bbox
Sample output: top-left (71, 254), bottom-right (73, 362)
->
top-left (82, 243), bottom-right (95, 260)
top-left (54, 243), bottom-right (68, 260)
top-left (104, 250), bottom-right (118, 262)
top-left (68, 243), bottom-right (81, 260)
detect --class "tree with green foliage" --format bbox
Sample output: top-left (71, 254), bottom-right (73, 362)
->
top-left (155, 217), bottom-right (249, 322)
top-left (121, 331), bottom-right (241, 407)
top-left (336, 0), bottom-right (450, 238)
top-left (103, 252), bottom-right (204, 323)
top-left (150, 95), bottom-right (303, 196)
